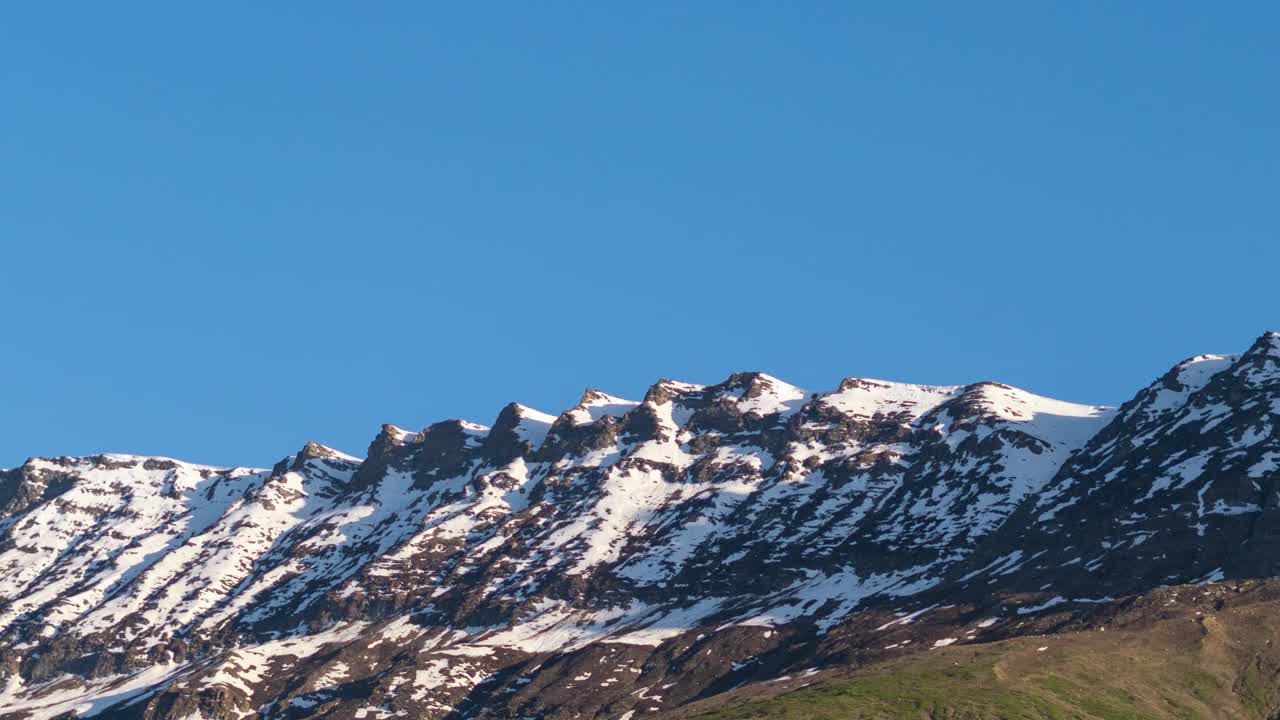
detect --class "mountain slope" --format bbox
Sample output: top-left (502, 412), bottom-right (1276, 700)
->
top-left (675, 579), bottom-right (1280, 720)
top-left (0, 333), bottom-right (1277, 719)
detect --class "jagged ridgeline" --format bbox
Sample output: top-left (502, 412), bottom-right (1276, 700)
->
top-left (1, 333), bottom-right (1278, 719)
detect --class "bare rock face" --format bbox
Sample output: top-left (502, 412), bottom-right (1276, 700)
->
top-left (1, 333), bottom-right (1278, 719)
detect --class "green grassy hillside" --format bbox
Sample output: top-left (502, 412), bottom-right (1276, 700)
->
top-left (684, 586), bottom-right (1280, 719)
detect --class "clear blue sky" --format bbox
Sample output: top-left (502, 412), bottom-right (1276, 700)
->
top-left (2, 3), bottom-right (1277, 469)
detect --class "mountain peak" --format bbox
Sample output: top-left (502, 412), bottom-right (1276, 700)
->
top-left (296, 440), bottom-right (358, 463)
top-left (483, 403), bottom-right (556, 464)
top-left (562, 389), bottom-right (639, 427)
top-left (1242, 330), bottom-right (1280, 361)
top-left (824, 377), bottom-right (960, 420)
top-left (720, 372), bottom-right (807, 417)
top-left (641, 378), bottom-right (706, 405)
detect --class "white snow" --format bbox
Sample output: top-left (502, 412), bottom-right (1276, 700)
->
top-left (566, 391), bottom-right (640, 426)
top-left (1016, 596), bottom-right (1067, 615)
top-left (1139, 354), bottom-right (1236, 418)
top-left (512, 404), bottom-right (556, 447)
top-left (0, 663), bottom-right (186, 720)
top-left (734, 375), bottom-right (808, 417)
top-left (822, 379), bottom-right (960, 420)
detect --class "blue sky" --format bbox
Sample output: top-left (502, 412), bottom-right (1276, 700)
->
top-left (2, 3), bottom-right (1277, 469)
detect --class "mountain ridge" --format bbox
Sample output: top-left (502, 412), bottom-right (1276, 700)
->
top-left (1, 332), bottom-right (1277, 719)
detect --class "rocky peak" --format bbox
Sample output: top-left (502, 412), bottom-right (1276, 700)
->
top-left (641, 378), bottom-right (705, 406)
top-left (1246, 329), bottom-right (1280, 356)
top-left (1218, 330), bottom-right (1280, 390)
top-left (276, 440), bottom-right (359, 475)
top-left (483, 402), bottom-right (556, 465)
top-left (348, 424), bottom-right (417, 493)
top-left (299, 440), bottom-right (342, 460)
top-left (411, 419), bottom-right (489, 485)
top-left (0, 459), bottom-right (80, 522)
top-left (557, 388), bottom-right (639, 429)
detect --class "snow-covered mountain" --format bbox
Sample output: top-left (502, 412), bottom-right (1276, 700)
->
top-left (1, 333), bottom-right (1278, 719)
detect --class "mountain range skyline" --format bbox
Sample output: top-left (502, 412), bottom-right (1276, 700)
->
top-left (5, 4), bottom-right (1278, 475)
top-left (2, 330), bottom-right (1277, 718)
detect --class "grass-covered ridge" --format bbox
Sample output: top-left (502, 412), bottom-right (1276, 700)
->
top-left (684, 584), bottom-right (1280, 719)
